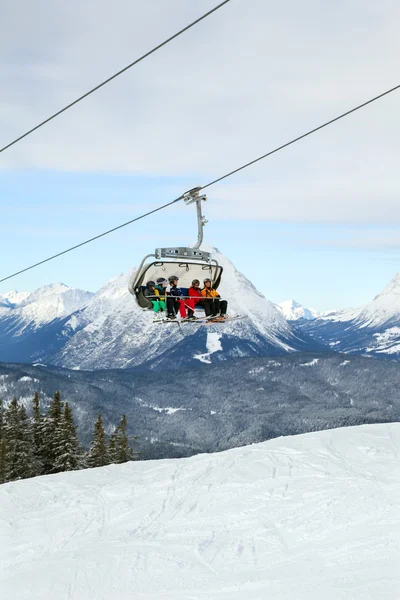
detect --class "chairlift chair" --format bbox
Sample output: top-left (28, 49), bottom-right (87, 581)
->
top-left (128, 188), bottom-right (223, 312)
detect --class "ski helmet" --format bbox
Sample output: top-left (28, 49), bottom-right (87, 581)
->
top-left (192, 279), bottom-right (200, 286)
top-left (168, 275), bottom-right (179, 283)
top-left (156, 277), bottom-right (167, 284)
top-left (146, 280), bottom-right (156, 288)
top-left (203, 278), bottom-right (212, 284)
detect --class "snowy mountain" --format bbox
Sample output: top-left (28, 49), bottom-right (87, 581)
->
top-left (277, 299), bottom-right (319, 321)
top-left (0, 284), bottom-right (94, 363)
top-left (298, 272), bottom-right (400, 358)
top-left (2, 423), bottom-right (399, 600)
top-left (355, 272), bottom-right (400, 328)
top-left (0, 290), bottom-right (31, 306)
top-left (0, 248), bottom-right (322, 368)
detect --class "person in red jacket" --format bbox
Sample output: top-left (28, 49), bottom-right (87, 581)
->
top-left (187, 279), bottom-right (203, 320)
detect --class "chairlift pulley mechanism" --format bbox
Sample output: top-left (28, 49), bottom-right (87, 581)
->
top-left (155, 186), bottom-right (210, 261)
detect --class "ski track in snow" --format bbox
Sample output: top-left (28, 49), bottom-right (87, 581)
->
top-left (1, 423), bottom-right (400, 600)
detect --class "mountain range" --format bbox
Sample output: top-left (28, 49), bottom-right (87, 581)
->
top-left (0, 248), bottom-right (320, 369)
top-left (2, 249), bottom-right (400, 366)
top-left (290, 274), bottom-right (400, 359)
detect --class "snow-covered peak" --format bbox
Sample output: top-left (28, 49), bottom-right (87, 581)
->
top-left (204, 246), bottom-right (289, 332)
top-left (355, 272), bottom-right (400, 328)
top-left (277, 299), bottom-right (319, 321)
top-left (0, 290), bottom-right (31, 306)
top-left (318, 305), bottom-right (361, 323)
top-left (2, 283), bottom-right (94, 330)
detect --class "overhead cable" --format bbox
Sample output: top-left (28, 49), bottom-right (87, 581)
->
top-left (0, 0), bottom-right (233, 154)
top-left (202, 83), bottom-right (400, 189)
top-left (0, 197), bottom-right (183, 284)
top-left (1, 82), bottom-right (399, 285)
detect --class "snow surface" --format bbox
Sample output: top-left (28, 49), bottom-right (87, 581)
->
top-left (194, 331), bottom-right (223, 364)
top-left (277, 299), bottom-right (319, 321)
top-left (1, 423), bottom-right (400, 600)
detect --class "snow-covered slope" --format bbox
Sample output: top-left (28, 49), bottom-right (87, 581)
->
top-left (355, 272), bottom-right (400, 328)
top-left (50, 247), bottom-right (320, 370)
top-left (278, 299), bottom-right (319, 321)
top-left (2, 423), bottom-right (399, 600)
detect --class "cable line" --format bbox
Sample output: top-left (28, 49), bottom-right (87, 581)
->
top-left (0, 0), bottom-right (233, 154)
top-left (0, 197), bottom-right (183, 284)
top-left (1, 82), bottom-right (399, 285)
top-left (202, 82), bottom-right (400, 190)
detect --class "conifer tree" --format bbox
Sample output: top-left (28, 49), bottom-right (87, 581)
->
top-left (113, 415), bottom-right (136, 464)
top-left (53, 402), bottom-right (81, 472)
top-left (0, 437), bottom-right (6, 484)
top-left (41, 390), bottom-right (64, 474)
top-left (88, 414), bottom-right (109, 468)
top-left (0, 401), bottom-right (6, 484)
top-left (31, 392), bottom-right (44, 475)
top-left (49, 390), bottom-right (63, 423)
top-left (19, 404), bottom-right (38, 477)
top-left (108, 432), bottom-right (116, 464)
top-left (3, 398), bottom-right (35, 481)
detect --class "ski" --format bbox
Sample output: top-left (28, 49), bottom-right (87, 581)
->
top-left (194, 314), bottom-right (244, 325)
top-left (180, 315), bottom-right (214, 324)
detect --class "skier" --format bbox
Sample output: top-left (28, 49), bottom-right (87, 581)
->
top-left (144, 281), bottom-right (166, 321)
top-left (155, 277), bottom-right (167, 300)
top-left (187, 279), bottom-right (203, 319)
top-left (166, 275), bottom-right (188, 320)
top-left (201, 278), bottom-right (228, 318)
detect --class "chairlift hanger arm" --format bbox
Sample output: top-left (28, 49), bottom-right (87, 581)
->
top-left (183, 187), bottom-right (208, 250)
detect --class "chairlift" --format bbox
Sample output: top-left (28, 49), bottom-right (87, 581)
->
top-left (128, 188), bottom-right (223, 312)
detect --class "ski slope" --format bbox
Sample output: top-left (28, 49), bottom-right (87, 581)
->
top-left (1, 424), bottom-right (400, 600)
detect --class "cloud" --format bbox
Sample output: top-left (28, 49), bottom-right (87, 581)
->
top-left (300, 228), bottom-right (400, 252)
top-left (1, 0), bottom-right (400, 222)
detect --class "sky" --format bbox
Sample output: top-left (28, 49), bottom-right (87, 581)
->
top-left (1, 0), bottom-right (400, 311)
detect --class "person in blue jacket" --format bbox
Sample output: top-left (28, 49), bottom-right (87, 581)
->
top-left (166, 275), bottom-right (187, 319)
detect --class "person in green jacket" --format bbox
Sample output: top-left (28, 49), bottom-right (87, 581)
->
top-left (144, 281), bottom-right (166, 321)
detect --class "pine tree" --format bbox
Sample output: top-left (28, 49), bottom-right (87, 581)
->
top-left (113, 415), bottom-right (136, 464)
top-left (31, 392), bottom-right (44, 475)
top-left (3, 398), bottom-right (35, 481)
top-left (53, 402), bottom-right (82, 472)
top-left (40, 390), bottom-right (64, 474)
top-left (88, 414), bottom-right (109, 468)
top-left (19, 404), bottom-right (38, 477)
top-left (0, 437), bottom-right (7, 484)
top-left (49, 390), bottom-right (63, 423)
top-left (108, 432), bottom-right (116, 464)
top-left (0, 400), bottom-right (7, 484)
